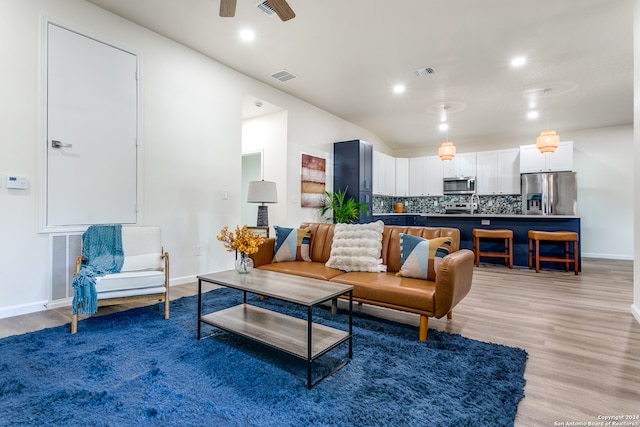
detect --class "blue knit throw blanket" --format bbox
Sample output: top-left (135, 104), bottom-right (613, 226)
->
top-left (72, 225), bottom-right (124, 315)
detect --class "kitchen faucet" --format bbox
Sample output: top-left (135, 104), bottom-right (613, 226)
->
top-left (469, 193), bottom-right (480, 215)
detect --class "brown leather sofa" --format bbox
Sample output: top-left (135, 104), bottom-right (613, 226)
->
top-left (250, 223), bottom-right (474, 341)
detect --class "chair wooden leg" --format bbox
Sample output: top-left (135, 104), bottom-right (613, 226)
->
top-left (508, 238), bottom-right (513, 269)
top-left (574, 241), bottom-right (579, 275)
top-left (473, 237), bottom-right (479, 266)
top-left (535, 240), bottom-right (541, 272)
top-left (164, 299), bottom-right (170, 319)
top-left (419, 315), bottom-right (429, 341)
top-left (71, 313), bottom-right (78, 334)
top-left (447, 311), bottom-right (452, 320)
top-left (528, 238), bottom-right (533, 270)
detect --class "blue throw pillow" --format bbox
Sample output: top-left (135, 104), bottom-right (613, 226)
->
top-left (272, 226), bottom-right (312, 263)
top-left (397, 234), bottom-right (452, 281)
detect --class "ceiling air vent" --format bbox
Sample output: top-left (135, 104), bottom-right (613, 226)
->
top-left (256, 1), bottom-right (277, 17)
top-left (413, 67), bottom-right (437, 77)
top-left (270, 69), bottom-right (297, 83)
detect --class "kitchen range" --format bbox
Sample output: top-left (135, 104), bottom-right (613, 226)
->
top-left (444, 201), bottom-right (478, 215)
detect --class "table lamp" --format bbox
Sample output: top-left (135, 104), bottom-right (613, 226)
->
top-left (247, 180), bottom-right (278, 227)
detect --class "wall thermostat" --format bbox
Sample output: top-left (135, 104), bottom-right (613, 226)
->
top-left (6, 175), bottom-right (28, 189)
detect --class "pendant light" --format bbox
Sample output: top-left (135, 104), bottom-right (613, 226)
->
top-left (438, 141), bottom-right (456, 161)
top-left (438, 105), bottom-right (456, 161)
top-left (536, 89), bottom-right (560, 153)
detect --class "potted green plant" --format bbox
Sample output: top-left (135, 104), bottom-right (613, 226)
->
top-left (319, 187), bottom-right (369, 224)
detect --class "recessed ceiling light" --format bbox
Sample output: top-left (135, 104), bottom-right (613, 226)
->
top-left (393, 84), bottom-right (406, 94)
top-left (527, 111), bottom-right (539, 119)
top-left (240, 29), bottom-right (255, 42)
top-left (511, 56), bottom-right (526, 67)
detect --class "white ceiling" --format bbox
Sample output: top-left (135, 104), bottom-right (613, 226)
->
top-left (86, 0), bottom-right (633, 151)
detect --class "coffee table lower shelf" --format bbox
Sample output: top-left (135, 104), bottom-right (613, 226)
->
top-left (201, 304), bottom-right (349, 361)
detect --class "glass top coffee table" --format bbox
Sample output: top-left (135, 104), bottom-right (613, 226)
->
top-left (197, 269), bottom-right (353, 389)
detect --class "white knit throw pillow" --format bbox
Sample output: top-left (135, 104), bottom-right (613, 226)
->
top-left (325, 220), bottom-right (384, 272)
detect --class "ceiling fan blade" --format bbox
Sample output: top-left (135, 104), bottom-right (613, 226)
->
top-left (219, 0), bottom-right (237, 17)
top-left (268, 0), bottom-right (296, 21)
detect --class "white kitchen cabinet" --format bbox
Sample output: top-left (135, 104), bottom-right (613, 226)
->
top-left (496, 149), bottom-right (521, 194)
top-left (425, 155), bottom-right (444, 196)
top-left (382, 153), bottom-right (396, 195)
top-left (476, 151), bottom-right (498, 195)
top-left (519, 141), bottom-right (573, 173)
top-left (477, 148), bottom-right (520, 195)
top-left (395, 157), bottom-right (409, 196)
top-left (408, 157), bottom-right (426, 196)
top-left (442, 152), bottom-right (476, 177)
top-left (373, 151), bottom-right (396, 195)
top-left (409, 156), bottom-right (442, 196)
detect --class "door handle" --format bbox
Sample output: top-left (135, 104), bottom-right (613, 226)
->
top-left (51, 140), bottom-right (72, 148)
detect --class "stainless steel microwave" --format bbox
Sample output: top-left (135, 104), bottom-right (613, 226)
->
top-left (443, 176), bottom-right (476, 194)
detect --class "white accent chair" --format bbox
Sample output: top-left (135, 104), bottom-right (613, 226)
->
top-left (70, 225), bottom-right (170, 334)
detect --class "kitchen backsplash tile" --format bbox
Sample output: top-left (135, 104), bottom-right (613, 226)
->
top-left (373, 195), bottom-right (522, 215)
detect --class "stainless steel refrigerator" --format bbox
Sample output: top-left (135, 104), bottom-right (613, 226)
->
top-left (521, 172), bottom-right (577, 215)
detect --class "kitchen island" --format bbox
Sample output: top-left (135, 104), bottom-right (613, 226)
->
top-left (373, 213), bottom-right (581, 271)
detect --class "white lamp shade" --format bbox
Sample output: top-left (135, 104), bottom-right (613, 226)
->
top-left (247, 180), bottom-right (278, 204)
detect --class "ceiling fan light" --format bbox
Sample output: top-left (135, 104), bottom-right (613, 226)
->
top-left (438, 141), bottom-right (456, 161)
top-left (536, 130), bottom-right (560, 153)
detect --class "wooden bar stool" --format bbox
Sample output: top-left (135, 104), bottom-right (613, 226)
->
top-left (528, 230), bottom-right (579, 274)
top-left (472, 229), bottom-right (513, 269)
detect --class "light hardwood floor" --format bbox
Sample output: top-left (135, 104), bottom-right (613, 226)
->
top-left (1, 258), bottom-right (638, 426)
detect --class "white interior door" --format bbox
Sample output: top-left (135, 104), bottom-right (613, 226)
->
top-left (47, 23), bottom-right (138, 227)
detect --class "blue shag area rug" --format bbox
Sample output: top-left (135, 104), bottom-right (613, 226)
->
top-left (0, 288), bottom-right (527, 427)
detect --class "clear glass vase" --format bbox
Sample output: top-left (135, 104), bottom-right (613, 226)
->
top-left (235, 252), bottom-right (254, 274)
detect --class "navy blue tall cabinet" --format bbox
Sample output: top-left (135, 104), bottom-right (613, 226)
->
top-left (334, 140), bottom-right (373, 223)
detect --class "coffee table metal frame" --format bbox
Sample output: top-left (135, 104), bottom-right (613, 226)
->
top-left (197, 269), bottom-right (353, 389)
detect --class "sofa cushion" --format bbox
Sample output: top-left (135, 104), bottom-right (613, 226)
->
top-left (325, 220), bottom-right (384, 273)
top-left (300, 223), bottom-right (335, 263)
top-left (330, 271), bottom-right (437, 313)
top-left (397, 234), bottom-right (452, 281)
top-left (258, 262), bottom-right (345, 281)
top-left (273, 226), bottom-right (312, 262)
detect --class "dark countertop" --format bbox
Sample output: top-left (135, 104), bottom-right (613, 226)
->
top-left (373, 213), bottom-right (580, 219)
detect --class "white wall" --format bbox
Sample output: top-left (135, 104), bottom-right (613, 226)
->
top-left (569, 126), bottom-right (633, 260)
top-left (0, 0), bottom-right (388, 318)
top-left (242, 110), bottom-right (288, 235)
top-left (632, 0), bottom-right (640, 324)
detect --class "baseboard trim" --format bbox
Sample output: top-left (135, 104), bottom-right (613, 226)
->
top-left (170, 275), bottom-right (196, 286)
top-left (632, 304), bottom-right (640, 325)
top-left (582, 253), bottom-right (634, 261)
top-left (46, 298), bottom-right (72, 310)
top-left (0, 301), bottom-right (48, 320)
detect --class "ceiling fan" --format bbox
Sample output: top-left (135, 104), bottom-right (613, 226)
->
top-left (220, 0), bottom-right (296, 21)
